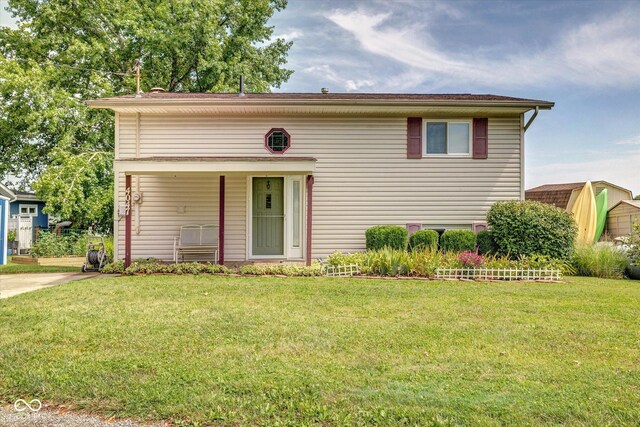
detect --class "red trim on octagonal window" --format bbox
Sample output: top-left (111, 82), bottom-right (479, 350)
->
top-left (264, 128), bottom-right (291, 154)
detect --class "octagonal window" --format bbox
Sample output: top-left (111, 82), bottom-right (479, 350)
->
top-left (265, 128), bottom-right (290, 153)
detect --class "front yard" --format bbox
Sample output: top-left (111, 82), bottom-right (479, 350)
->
top-left (0, 275), bottom-right (638, 425)
top-left (0, 257), bottom-right (80, 274)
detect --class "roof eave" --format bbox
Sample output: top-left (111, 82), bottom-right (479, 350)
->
top-left (86, 98), bottom-right (554, 111)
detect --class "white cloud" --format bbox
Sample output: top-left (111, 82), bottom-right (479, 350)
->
top-left (273, 30), bottom-right (303, 41)
top-left (302, 64), bottom-right (377, 92)
top-left (326, 7), bottom-right (640, 89)
top-left (527, 149), bottom-right (640, 195)
top-left (616, 133), bottom-right (640, 145)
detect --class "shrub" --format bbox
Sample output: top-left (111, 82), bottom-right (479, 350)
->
top-left (440, 230), bottom-right (476, 253)
top-left (476, 230), bottom-right (496, 255)
top-left (627, 221), bottom-right (640, 267)
top-left (7, 230), bottom-right (16, 242)
top-left (31, 231), bottom-right (87, 257)
top-left (458, 251), bottom-right (484, 268)
top-left (100, 260), bottom-right (125, 274)
top-left (365, 225), bottom-right (408, 251)
top-left (572, 244), bottom-right (627, 279)
top-left (409, 229), bottom-right (439, 251)
top-left (487, 200), bottom-right (577, 260)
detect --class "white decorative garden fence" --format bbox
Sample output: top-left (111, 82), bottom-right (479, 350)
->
top-left (323, 263), bottom-right (361, 277)
top-left (436, 268), bottom-right (562, 281)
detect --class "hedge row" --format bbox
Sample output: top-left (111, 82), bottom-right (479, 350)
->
top-left (366, 225), bottom-right (477, 253)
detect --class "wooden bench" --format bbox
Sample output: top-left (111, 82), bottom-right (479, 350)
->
top-left (173, 225), bottom-right (219, 263)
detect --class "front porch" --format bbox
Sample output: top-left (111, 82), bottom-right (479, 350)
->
top-left (115, 157), bottom-right (316, 267)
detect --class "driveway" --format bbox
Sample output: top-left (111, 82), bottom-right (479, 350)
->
top-left (0, 273), bottom-right (101, 299)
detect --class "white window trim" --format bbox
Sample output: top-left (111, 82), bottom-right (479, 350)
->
top-left (245, 175), bottom-right (306, 260)
top-left (423, 119), bottom-right (472, 157)
top-left (19, 204), bottom-right (38, 216)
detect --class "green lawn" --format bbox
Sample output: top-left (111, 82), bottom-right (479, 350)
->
top-left (0, 275), bottom-right (639, 426)
top-left (0, 257), bottom-right (81, 274)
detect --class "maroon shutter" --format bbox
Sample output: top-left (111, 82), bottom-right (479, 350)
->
top-left (407, 117), bottom-right (422, 159)
top-left (473, 118), bottom-right (488, 159)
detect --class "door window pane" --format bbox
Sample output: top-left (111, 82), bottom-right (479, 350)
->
top-left (426, 122), bottom-right (446, 154)
top-left (449, 123), bottom-right (470, 154)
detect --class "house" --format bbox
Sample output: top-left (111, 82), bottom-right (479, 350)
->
top-left (87, 92), bottom-right (553, 266)
top-left (525, 181), bottom-right (632, 211)
top-left (606, 200), bottom-right (640, 238)
top-left (0, 183), bottom-right (49, 253)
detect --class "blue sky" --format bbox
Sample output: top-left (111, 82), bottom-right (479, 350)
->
top-left (268, 0), bottom-right (640, 195)
top-left (1, 0), bottom-right (638, 194)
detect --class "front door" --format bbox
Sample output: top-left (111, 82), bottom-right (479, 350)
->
top-left (252, 177), bottom-right (284, 256)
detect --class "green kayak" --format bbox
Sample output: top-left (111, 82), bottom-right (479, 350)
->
top-left (594, 189), bottom-right (607, 242)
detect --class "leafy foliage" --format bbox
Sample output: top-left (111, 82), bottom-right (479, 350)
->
top-left (476, 230), bottom-right (496, 255)
top-left (365, 225), bottom-right (408, 251)
top-left (408, 229), bottom-right (439, 251)
top-left (30, 231), bottom-right (87, 257)
top-left (458, 251), bottom-right (484, 268)
top-left (325, 249), bottom-right (572, 278)
top-left (0, 0), bottom-right (293, 230)
top-left (7, 230), bottom-right (17, 242)
top-left (487, 200), bottom-right (577, 260)
top-left (572, 244), bottom-right (627, 279)
top-left (440, 230), bottom-right (476, 253)
top-left (628, 221), bottom-right (640, 267)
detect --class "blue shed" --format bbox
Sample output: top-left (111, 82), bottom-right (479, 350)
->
top-left (0, 195), bottom-right (7, 265)
top-left (9, 191), bottom-right (49, 230)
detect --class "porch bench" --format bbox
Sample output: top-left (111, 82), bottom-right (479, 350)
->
top-left (173, 225), bottom-right (219, 264)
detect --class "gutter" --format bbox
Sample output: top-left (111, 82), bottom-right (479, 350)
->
top-left (86, 98), bottom-right (555, 110)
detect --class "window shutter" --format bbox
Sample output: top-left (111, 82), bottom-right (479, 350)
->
top-left (473, 118), bottom-right (488, 159)
top-left (407, 117), bottom-right (422, 159)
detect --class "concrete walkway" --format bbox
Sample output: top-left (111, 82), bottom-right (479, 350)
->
top-left (0, 273), bottom-right (101, 298)
top-left (0, 406), bottom-right (166, 426)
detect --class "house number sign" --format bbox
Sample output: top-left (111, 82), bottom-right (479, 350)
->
top-left (125, 187), bottom-right (131, 216)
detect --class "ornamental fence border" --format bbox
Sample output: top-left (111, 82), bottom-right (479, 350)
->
top-left (436, 268), bottom-right (562, 281)
top-left (323, 264), bottom-right (361, 277)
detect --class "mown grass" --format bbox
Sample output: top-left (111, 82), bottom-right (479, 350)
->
top-left (0, 275), bottom-right (639, 426)
top-left (0, 257), bottom-right (80, 274)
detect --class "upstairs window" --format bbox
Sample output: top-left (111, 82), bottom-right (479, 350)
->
top-left (265, 128), bottom-right (291, 153)
top-left (425, 121), bottom-right (471, 155)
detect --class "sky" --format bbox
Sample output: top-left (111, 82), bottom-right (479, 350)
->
top-left (1, 0), bottom-right (639, 195)
top-left (268, 0), bottom-right (640, 195)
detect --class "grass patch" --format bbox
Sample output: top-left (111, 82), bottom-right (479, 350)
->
top-left (0, 276), bottom-right (639, 425)
top-left (0, 257), bottom-right (80, 274)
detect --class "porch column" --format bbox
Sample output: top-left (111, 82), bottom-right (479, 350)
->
top-left (125, 174), bottom-right (132, 267)
top-left (218, 175), bottom-right (225, 265)
top-left (306, 175), bottom-right (314, 266)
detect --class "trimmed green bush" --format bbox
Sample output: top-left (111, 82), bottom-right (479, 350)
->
top-left (487, 200), bottom-right (577, 260)
top-left (365, 225), bottom-right (408, 251)
top-left (440, 230), bottom-right (476, 252)
top-left (409, 229), bottom-right (439, 251)
top-left (476, 230), bottom-right (496, 255)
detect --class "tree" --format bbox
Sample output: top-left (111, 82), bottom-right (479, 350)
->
top-left (634, 194), bottom-right (640, 200)
top-left (0, 0), bottom-right (292, 231)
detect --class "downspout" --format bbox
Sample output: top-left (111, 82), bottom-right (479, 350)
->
top-left (523, 106), bottom-right (539, 132)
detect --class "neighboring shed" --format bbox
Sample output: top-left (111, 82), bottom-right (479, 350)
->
top-left (9, 191), bottom-right (49, 230)
top-left (525, 181), bottom-right (632, 211)
top-left (606, 200), bottom-right (640, 238)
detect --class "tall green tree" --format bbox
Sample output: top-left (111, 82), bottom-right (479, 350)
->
top-left (0, 0), bottom-right (292, 231)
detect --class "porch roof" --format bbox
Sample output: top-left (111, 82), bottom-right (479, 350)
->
top-left (115, 156), bottom-right (317, 174)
